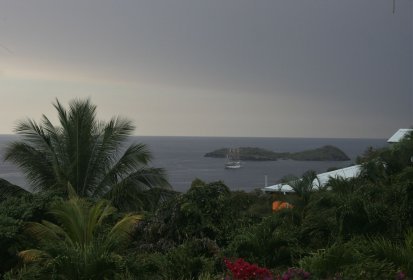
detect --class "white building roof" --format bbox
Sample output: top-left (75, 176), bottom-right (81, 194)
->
top-left (264, 183), bottom-right (295, 193)
top-left (263, 164), bottom-right (361, 193)
top-left (387, 129), bottom-right (413, 143)
top-left (314, 165), bottom-right (361, 187)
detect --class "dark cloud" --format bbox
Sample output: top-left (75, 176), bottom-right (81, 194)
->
top-left (0, 0), bottom-right (411, 137)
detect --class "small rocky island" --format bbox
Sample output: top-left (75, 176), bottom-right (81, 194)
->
top-left (204, 145), bottom-right (350, 161)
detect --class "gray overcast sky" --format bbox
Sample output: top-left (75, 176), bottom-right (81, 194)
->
top-left (0, 0), bottom-right (412, 138)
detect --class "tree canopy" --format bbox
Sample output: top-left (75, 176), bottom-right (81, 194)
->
top-left (2, 98), bottom-right (169, 209)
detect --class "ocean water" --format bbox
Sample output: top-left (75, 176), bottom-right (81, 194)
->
top-left (0, 135), bottom-right (387, 192)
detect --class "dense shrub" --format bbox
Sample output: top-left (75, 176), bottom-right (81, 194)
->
top-left (0, 192), bottom-right (61, 275)
top-left (226, 214), bottom-right (297, 269)
top-left (136, 181), bottom-right (272, 251)
top-left (299, 239), bottom-right (398, 279)
top-left (163, 239), bottom-right (219, 279)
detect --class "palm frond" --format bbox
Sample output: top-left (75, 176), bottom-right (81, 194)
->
top-left (67, 182), bottom-right (78, 199)
top-left (103, 167), bottom-right (169, 210)
top-left (53, 98), bottom-right (70, 133)
top-left (18, 196), bottom-right (137, 277)
top-left (41, 114), bottom-right (68, 183)
top-left (87, 200), bottom-right (116, 239)
top-left (25, 221), bottom-right (65, 243)
top-left (367, 236), bottom-right (407, 268)
top-left (5, 142), bottom-right (55, 191)
top-left (48, 196), bottom-right (116, 246)
top-left (48, 198), bottom-right (88, 244)
top-left (80, 117), bottom-right (135, 196)
top-left (12, 118), bottom-right (63, 184)
top-left (108, 143), bottom-right (152, 177)
top-left (106, 214), bottom-right (142, 250)
top-left (91, 143), bottom-right (156, 197)
top-left (18, 249), bottom-right (50, 263)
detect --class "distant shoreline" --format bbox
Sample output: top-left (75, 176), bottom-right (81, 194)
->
top-left (0, 134), bottom-right (388, 141)
top-left (205, 145), bottom-right (351, 162)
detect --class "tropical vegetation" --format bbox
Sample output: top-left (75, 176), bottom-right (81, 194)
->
top-left (1, 98), bottom-right (413, 279)
top-left (1, 98), bottom-right (169, 210)
top-left (8, 186), bottom-right (141, 279)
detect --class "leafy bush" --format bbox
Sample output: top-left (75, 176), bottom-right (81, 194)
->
top-left (163, 239), bottom-right (219, 279)
top-left (3, 264), bottom-right (44, 280)
top-left (300, 239), bottom-right (398, 279)
top-left (136, 181), bottom-right (271, 250)
top-left (226, 215), bottom-right (297, 269)
top-left (299, 242), bottom-right (357, 278)
top-left (0, 192), bottom-right (61, 275)
top-left (122, 252), bottom-right (168, 280)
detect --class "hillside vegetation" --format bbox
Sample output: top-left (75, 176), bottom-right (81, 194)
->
top-left (205, 145), bottom-right (350, 161)
top-left (2, 99), bottom-right (413, 279)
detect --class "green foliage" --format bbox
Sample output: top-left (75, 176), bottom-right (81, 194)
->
top-left (328, 177), bottom-right (361, 195)
top-left (131, 188), bottom-right (178, 213)
top-left (228, 189), bottom-right (272, 220)
top-left (15, 192), bottom-right (141, 279)
top-left (299, 192), bottom-right (338, 249)
top-left (163, 239), bottom-right (218, 280)
top-left (336, 181), bottom-right (408, 239)
top-left (0, 192), bottom-right (61, 275)
top-left (300, 241), bottom-right (358, 278)
top-left (137, 181), bottom-right (272, 251)
top-left (0, 178), bottom-right (28, 201)
top-left (366, 230), bottom-right (413, 276)
top-left (132, 180), bottom-right (274, 278)
top-left (191, 178), bottom-right (206, 188)
top-left (3, 265), bottom-right (44, 280)
top-left (123, 252), bottom-right (168, 280)
top-left (3, 98), bottom-right (169, 211)
top-left (358, 131), bottom-right (413, 179)
top-left (282, 170), bottom-right (318, 218)
top-left (395, 166), bottom-right (413, 184)
top-left (180, 181), bottom-right (237, 243)
top-left (138, 181), bottom-right (221, 244)
top-left (124, 239), bottom-right (220, 280)
top-left (339, 259), bottom-right (397, 280)
top-left (400, 180), bottom-right (413, 227)
top-left (360, 160), bottom-right (388, 184)
top-left (226, 214), bottom-right (297, 268)
top-left (0, 215), bottom-right (22, 275)
top-left (300, 239), bottom-right (397, 279)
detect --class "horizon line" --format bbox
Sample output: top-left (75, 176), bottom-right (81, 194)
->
top-left (0, 133), bottom-right (387, 140)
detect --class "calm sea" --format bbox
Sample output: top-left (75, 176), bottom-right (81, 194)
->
top-left (0, 135), bottom-right (387, 192)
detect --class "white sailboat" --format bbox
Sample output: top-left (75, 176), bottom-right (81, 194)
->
top-left (225, 148), bottom-right (242, 169)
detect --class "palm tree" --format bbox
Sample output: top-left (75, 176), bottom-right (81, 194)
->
top-left (367, 229), bottom-right (413, 276)
top-left (15, 188), bottom-right (141, 279)
top-left (279, 170), bottom-right (319, 224)
top-left (2, 98), bottom-right (169, 209)
top-left (283, 170), bottom-right (318, 208)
